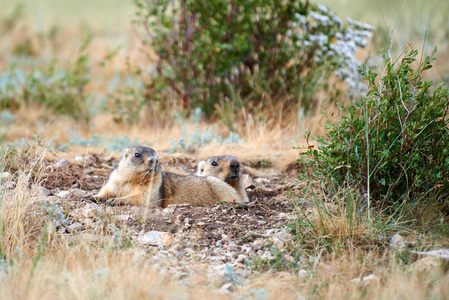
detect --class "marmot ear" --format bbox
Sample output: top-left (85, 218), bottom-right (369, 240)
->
top-left (197, 161), bottom-right (206, 175)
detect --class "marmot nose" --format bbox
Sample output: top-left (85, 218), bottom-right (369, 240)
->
top-left (148, 157), bottom-right (158, 167)
top-left (230, 160), bottom-right (240, 171)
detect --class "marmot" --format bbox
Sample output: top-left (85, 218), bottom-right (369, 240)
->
top-left (196, 155), bottom-right (249, 203)
top-left (94, 146), bottom-right (244, 207)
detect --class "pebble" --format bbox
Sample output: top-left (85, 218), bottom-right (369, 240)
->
top-left (38, 186), bottom-right (52, 197)
top-left (46, 196), bottom-right (62, 203)
top-left (53, 159), bottom-right (69, 169)
top-left (139, 231), bottom-right (175, 247)
top-left (298, 269), bottom-right (308, 277)
top-left (411, 249), bottom-right (449, 260)
top-left (74, 156), bottom-right (85, 163)
top-left (220, 283), bottom-right (235, 294)
top-left (116, 215), bottom-right (130, 221)
top-left (67, 223), bottom-right (84, 234)
top-left (410, 256), bottom-right (441, 272)
top-left (350, 274), bottom-right (379, 287)
top-left (389, 234), bottom-right (405, 252)
top-left (1, 172), bottom-right (11, 180)
top-left (254, 178), bottom-right (270, 184)
top-left (57, 190), bottom-right (71, 199)
top-left (243, 174), bottom-right (255, 189)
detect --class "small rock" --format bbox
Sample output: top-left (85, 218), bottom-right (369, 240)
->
top-left (243, 174), bottom-right (255, 189)
top-left (410, 256), bottom-right (441, 272)
top-left (255, 178), bottom-right (270, 184)
top-left (116, 215), bottom-right (130, 221)
top-left (220, 283), bottom-right (235, 294)
top-left (46, 196), bottom-right (62, 203)
top-left (56, 226), bottom-right (67, 234)
top-left (38, 186), bottom-right (52, 197)
top-left (298, 269), bottom-right (308, 277)
top-left (389, 234), bottom-right (405, 252)
top-left (67, 223), bottom-right (83, 234)
top-left (228, 241), bottom-right (237, 248)
top-left (235, 254), bottom-right (248, 264)
top-left (82, 203), bottom-right (103, 218)
top-left (56, 190), bottom-right (71, 199)
top-left (252, 239), bottom-right (264, 250)
top-left (260, 251), bottom-right (276, 261)
top-left (184, 218), bottom-right (191, 229)
top-left (57, 189), bottom-right (87, 200)
top-left (272, 238), bottom-right (285, 249)
top-left (53, 159), bottom-right (69, 169)
top-left (350, 274), bottom-right (379, 287)
top-left (139, 231), bottom-right (174, 247)
top-left (236, 268), bottom-right (252, 278)
top-left (1, 172), bottom-right (11, 180)
top-left (162, 206), bottom-right (176, 215)
top-left (74, 156), bottom-right (85, 163)
top-left (242, 245), bottom-right (252, 254)
top-left (411, 249), bottom-right (449, 260)
top-left (168, 243), bottom-right (182, 255)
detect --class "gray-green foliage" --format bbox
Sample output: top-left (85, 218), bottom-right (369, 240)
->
top-left (169, 125), bottom-right (242, 153)
top-left (57, 126), bottom-right (143, 152)
top-left (0, 37), bottom-right (91, 121)
top-left (134, 0), bottom-right (374, 117)
top-left (298, 47), bottom-right (449, 212)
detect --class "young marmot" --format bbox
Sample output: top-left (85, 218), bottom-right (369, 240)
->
top-left (196, 155), bottom-right (249, 203)
top-left (94, 146), bottom-right (243, 207)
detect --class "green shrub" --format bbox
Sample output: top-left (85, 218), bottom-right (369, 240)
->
top-left (134, 0), bottom-right (373, 118)
top-left (0, 37), bottom-right (91, 121)
top-left (298, 47), bottom-right (449, 212)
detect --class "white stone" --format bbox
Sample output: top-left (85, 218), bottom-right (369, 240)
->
top-left (139, 231), bottom-right (174, 247)
top-left (67, 223), bottom-right (83, 234)
top-left (1, 172), bottom-right (11, 180)
top-left (220, 283), bottom-right (235, 294)
top-left (74, 156), bottom-right (85, 163)
top-left (389, 234), bottom-right (405, 252)
top-left (57, 190), bottom-right (70, 199)
top-left (350, 274), bottom-right (379, 287)
top-left (54, 159), bottom-right (69, 169)
top-left (38, 186), bottom-right (52, 197)
top-left (243, 174), bottom-right (255, 189)
top-left (116, 215), bottom-right (130, 221)
top-left (411, 249), bottom-right (449, 260)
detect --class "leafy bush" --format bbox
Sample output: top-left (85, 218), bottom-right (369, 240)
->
top-left (134, 0), bottom-right (373, 118)
top-left (0, 37), bottom-right (91, 121)
top-left (299, 48), bottom-right (449, 211)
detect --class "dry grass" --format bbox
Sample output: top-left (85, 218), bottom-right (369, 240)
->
top-left (1, 148), bottom-right (448, 299)
top-left (1, 1), bottom-right (449, 299)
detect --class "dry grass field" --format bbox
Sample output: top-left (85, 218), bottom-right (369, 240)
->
top-left (1, 0), bottom-right (449, 299)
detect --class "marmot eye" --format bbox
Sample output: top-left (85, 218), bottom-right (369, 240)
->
top-left (211, 161), bottom-right (218, 166)
top-left (135, 153), bottom-right (140, 157)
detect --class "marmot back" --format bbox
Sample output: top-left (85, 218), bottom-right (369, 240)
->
top-left (95, 147), bottom-right (245, 207)
top-left (197, 155), bottom-right (249, 203)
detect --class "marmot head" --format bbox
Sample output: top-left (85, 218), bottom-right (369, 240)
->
top-left (119, 146), bottom-right (159, 175)
top-left (197, 155), bottom-right (242, 182)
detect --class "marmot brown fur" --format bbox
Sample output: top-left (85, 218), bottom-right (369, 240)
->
top-left (196, 155), bottom-right (249, 203)
top-left (94, 147), bottom-right (244, 207)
